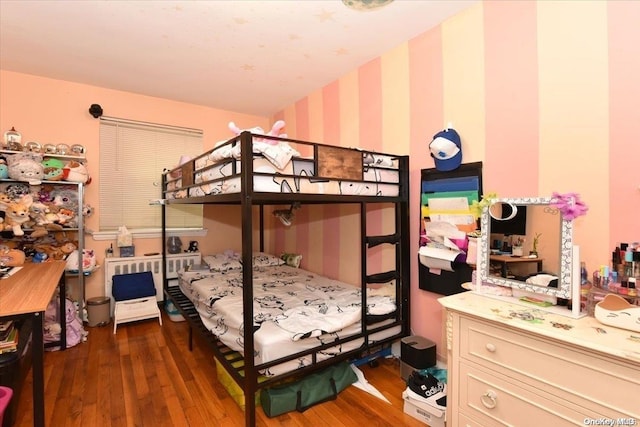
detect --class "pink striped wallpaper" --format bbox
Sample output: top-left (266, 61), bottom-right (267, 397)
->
top-left (483, 1), bottom-right (539, 197)
top-left (272, 1), bottom-right (640, 353)
top-left (608, 2), bottom-right (640, 247)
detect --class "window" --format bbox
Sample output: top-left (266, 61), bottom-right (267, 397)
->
top-left (99, 118), bottom-right (203, 231)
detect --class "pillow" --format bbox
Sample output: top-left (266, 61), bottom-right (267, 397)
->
top-left (253, 140), bottom-right (301, 170)
top-left (281, 252), bottom-right (302, 268)
top-left (251, 252), bottom-right (285, 268)
top-left (202, 253), bottom-right (242, 272)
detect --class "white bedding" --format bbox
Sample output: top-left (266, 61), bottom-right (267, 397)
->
top-left (210, 138), bottom-right (301, 170)
top-left (164, 133), bottom-right (402, 199)
top-left (178, 264), bottom-right (398, 376)
top-left (165, 156), bottom-right (400, 198)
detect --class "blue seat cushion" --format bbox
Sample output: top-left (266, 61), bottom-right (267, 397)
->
top-left (112, 271), bottom-right (156, 301)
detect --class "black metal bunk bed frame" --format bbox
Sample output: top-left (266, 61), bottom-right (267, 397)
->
top-left (161, 131), bottom-right (410, 426)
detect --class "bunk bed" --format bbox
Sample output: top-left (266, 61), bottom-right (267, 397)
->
top-left (161, 131), bottom-right (410, 427)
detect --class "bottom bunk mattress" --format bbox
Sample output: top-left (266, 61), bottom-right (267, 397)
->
top-left (177, 263), bottom-right (400, 376)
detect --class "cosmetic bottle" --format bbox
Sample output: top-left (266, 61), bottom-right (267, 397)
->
top-left (628, 278), bottom-right (637, 298)
top-left (624, 251), bottom-right (634, 277)
top-left (613, 249), bottom-right (623, 276)
top-left (580, 262), bottom-right (589, 285)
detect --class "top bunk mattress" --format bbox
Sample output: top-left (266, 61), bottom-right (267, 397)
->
top-left (163, 133), bottom-right (405, 199)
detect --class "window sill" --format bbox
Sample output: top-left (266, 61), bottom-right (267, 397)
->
top-left (88, 228), bottom-right (207, 241)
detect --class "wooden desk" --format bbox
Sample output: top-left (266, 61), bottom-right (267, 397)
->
top-left (490, 255), bottom-right (543, 278)
top-left (0, 261), bottom-right (67, 427)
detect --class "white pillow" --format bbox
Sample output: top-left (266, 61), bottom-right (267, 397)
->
top-left (253, 140), bottom-right (300, 170)
top-left (202, 253), bottom-right (242, 272)
top-left (250, 252), bottom-right (285, 268)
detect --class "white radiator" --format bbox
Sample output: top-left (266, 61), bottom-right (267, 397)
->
top-left (104, 253), bottom-right (201, 314)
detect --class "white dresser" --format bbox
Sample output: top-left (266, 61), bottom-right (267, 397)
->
top-left (439, 292), bottom-right (640, 427)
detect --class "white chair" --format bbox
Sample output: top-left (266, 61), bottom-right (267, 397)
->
top-left (112, 271), bottom-right (162, 334)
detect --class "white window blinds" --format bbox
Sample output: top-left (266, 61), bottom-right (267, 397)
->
top-left (99, 118), bottom-right (203, 231)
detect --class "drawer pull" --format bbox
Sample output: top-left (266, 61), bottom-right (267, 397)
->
top-left (481, 390), bottom-right (497, 409)
top-left (485, 343), bottom-right (496, 352)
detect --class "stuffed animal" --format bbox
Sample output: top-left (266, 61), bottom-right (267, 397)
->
top-left (0, 248), bottom-right (26, 266)
top-left (65, 248), bottom-right (97, 273)
top-left (34, 240), bottom-right (76, 260)
top-left (44, 166), bottom-right (65, 181)
top-left (266, 120), bottom-right (287, 138)
top-left (44, 204), bottom-right (64, 229)
top-left (41, 158), bottom-right (65, 181)
top-left (0, 191), bottom-right (11, 208)
top-left (228, 121), bottom-right (265, 137)
top-left (0, 155), bottom-right (8, 179)
top-left (28, 200), bottom-right (53, 238)
top-left (3, 194), bottom-right (33, 236)
top-left (42, 157), bottom-right (65, 169)
top-left (62, 161), bottom-right (90, 184)
top-left (50, 187), bottom-right (78, 208)
top-left (7, 153), bottom-right (45, 185)
top-left (82, 204), bottom-right (94, 217)
top-left (59, 207), bottom-right (75, 223)
top-left (228, 120), bottom-right (287, 144)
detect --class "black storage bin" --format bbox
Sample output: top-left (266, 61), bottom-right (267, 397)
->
top-left (418, 261), bottom-right (473, 296)
top-left (401, 335), bottom-right (436, 369)
top-left (0, 319), bottom-right (32, 427)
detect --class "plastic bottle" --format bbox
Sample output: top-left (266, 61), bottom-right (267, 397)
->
top-left (580, 262), bottom-right (591, 312)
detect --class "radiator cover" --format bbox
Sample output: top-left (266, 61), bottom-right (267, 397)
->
top-left (104, 253), bottom-right (201, 315)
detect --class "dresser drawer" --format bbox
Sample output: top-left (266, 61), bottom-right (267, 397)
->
top-left (458, 412), bottom-right (484, 427)
top-left (459, 362), bottom-right (597, 427)
top-left (459, 316), bottom-right (640, 418)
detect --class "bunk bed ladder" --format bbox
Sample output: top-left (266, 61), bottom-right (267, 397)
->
top-left (361, 193), bottom-right (411, 346)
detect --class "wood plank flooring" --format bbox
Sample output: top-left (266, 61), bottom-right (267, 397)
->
top-left (13, 312), bottom-right (429, 426)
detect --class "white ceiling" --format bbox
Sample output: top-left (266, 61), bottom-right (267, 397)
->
top-left (0, 0), bottom-right (476, 116)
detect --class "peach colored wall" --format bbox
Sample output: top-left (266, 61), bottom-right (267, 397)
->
top-left (0, 70), bottom-right (267, 299)
top-left (272, 1), bottom-right (640, 358)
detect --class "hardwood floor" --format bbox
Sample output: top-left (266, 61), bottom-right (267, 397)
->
top-left (14, 312), bottom-right (428, 426)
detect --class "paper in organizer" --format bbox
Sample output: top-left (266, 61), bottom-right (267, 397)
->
top-left (419, 221), bottom-right (468, 273)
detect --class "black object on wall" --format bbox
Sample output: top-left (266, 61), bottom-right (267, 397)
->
top-left (418, 161), bottom-right (483, 296)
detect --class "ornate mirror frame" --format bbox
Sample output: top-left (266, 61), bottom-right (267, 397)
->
top-left (477, 197), bottom-right (574, 299)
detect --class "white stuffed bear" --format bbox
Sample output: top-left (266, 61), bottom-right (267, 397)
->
top-left (7, 153), bottom-right (44, 185)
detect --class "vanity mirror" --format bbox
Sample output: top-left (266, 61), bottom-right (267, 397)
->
top-left (477, 197), bottom-right (573, 300)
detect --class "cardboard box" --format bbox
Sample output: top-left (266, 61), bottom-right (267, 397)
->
top-left (402, 388), bottom-right (446, 427)
top-left (215, 356), bottom-right (266, 410)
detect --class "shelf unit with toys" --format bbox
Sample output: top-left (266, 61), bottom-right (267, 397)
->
top-left (0, 147), bottom-right (92, 320)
